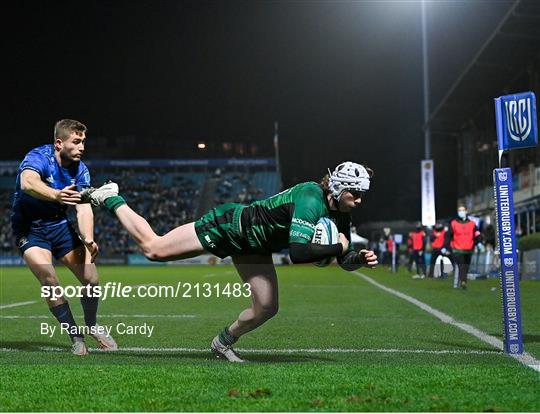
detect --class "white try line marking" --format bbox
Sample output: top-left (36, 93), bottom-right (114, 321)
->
top-left (0, 301), bottom-right (37, 310)
top-left (0, 346), bottom-right (502, 355)
top-left (0, 314), bottom-right (196, 319)
top-left (354, 271), bottom-right (540, 373)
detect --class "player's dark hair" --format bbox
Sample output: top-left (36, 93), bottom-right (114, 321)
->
top-left (319, 165), bottom-right (374, 194)
top-left (54, 119), bottom-right (87, 141)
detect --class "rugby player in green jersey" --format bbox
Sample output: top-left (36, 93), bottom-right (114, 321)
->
top-left (81, 162), bottom-right (378, 362)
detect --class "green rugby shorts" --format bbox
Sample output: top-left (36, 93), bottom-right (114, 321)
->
top-left (194, 203), bottom-right (246, 258)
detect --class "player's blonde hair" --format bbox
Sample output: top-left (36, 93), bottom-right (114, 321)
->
top-left (54, 119), bottom-right (87, 141)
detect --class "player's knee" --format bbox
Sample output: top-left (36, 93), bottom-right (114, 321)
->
top-left (142, 237), bottom-right (167, 262)
top-left (82, 275), bottom-right (99, 285)
top-left (257, 302), bottom-right (279, 320)
top-left (80, 277), bottom-right (99, 289)
top-left (39, 271), bottom-right (59, 287)
top-left (76, 267), bottom-right (99, 285)
top-left (144, 250), bottom-right (165, 262)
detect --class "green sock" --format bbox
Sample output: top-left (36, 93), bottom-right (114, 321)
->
top-left (218, 326), bottom-right (237, 346)
top-left (104, 195), bottom-right (126, 213)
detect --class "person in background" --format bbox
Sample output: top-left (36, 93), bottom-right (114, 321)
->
top-left (378, 236), bottom-right (387, 265)
top-left (428, 222), bottom-right (446, 278)
top-left (443, 205), bottom-right (481, 289)
top-left (409, 222), bottom-right (426, 279)
top-left (384, 234), bottom-right (394, 269)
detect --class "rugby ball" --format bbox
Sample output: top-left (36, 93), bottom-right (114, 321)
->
top-left (312, 217), bottom-right (339, 267)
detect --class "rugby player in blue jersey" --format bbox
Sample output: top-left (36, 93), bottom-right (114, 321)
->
top-left (11, 119), bottom-right (117, 355)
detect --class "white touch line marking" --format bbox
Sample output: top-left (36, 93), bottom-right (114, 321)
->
top-left (0, 346), bottom-right (502, 355)
top-left (0, 301), bottom-right (37, 310)
top-left (354, 271), bottom-right (540, 372)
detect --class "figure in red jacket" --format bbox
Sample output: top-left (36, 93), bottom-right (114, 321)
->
top-left (428, 222), bottom-right (446, 278)
top-left (443, 205), bottom-right (481, 289)
top-left (409, 222), bottom-right (426, 278)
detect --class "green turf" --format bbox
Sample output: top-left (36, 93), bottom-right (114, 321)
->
top-left (1, 264), bottom-right (539, 411)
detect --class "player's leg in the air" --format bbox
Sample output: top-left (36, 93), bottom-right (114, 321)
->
top-left (22, 245), bottom-right (88, 355)
top-left (81, 183), bottom-right (205, 261)
top-left (83, 184), bottom-right (281, 362)
top-left (211, 254), bottom-right (279, 363)
top-left (58, 244), bottom-right (117, 350)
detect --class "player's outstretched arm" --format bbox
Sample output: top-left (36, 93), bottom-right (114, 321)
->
top-left (289, 242), bottom-right (344, 264)
top-left (289, 233), bottom-right (350, 264)
top-left (21, 170), bottom-right (81, 205)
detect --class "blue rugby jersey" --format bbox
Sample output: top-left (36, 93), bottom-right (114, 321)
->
top-left (10, 144), bottom-right (91, 235)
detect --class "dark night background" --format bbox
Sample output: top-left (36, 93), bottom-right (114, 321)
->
top-left (2, 0), bottom-right (513, 223)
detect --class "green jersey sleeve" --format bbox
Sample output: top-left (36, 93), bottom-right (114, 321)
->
top-left (289, 183), bottom-right (327, 244)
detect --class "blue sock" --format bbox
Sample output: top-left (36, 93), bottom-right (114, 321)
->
top-left (50, 302), bottom-right (83, 340)
top-left (80, 294), bottom-right (99, 327)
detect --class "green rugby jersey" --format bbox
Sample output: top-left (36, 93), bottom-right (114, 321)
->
top-left (240, 181), bottom-right (353, 254)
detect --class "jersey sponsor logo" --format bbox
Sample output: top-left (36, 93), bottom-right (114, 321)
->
top-left (18, 237), bottom-right (29, 248)
top-left (204, 235), bottom-right (216, 249)
top-left (46, 176), bottom-right (54, 184)
top-left (290, 230), bottom-right (311, 240)
top-left (291, 218), bottom-right (315, 229)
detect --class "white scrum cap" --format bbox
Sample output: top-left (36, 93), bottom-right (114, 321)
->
top-left (328, 161), bottom-right (371, 200)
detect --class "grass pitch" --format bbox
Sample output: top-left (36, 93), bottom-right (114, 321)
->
top-left (1, 264), bottom-right (539, 411)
